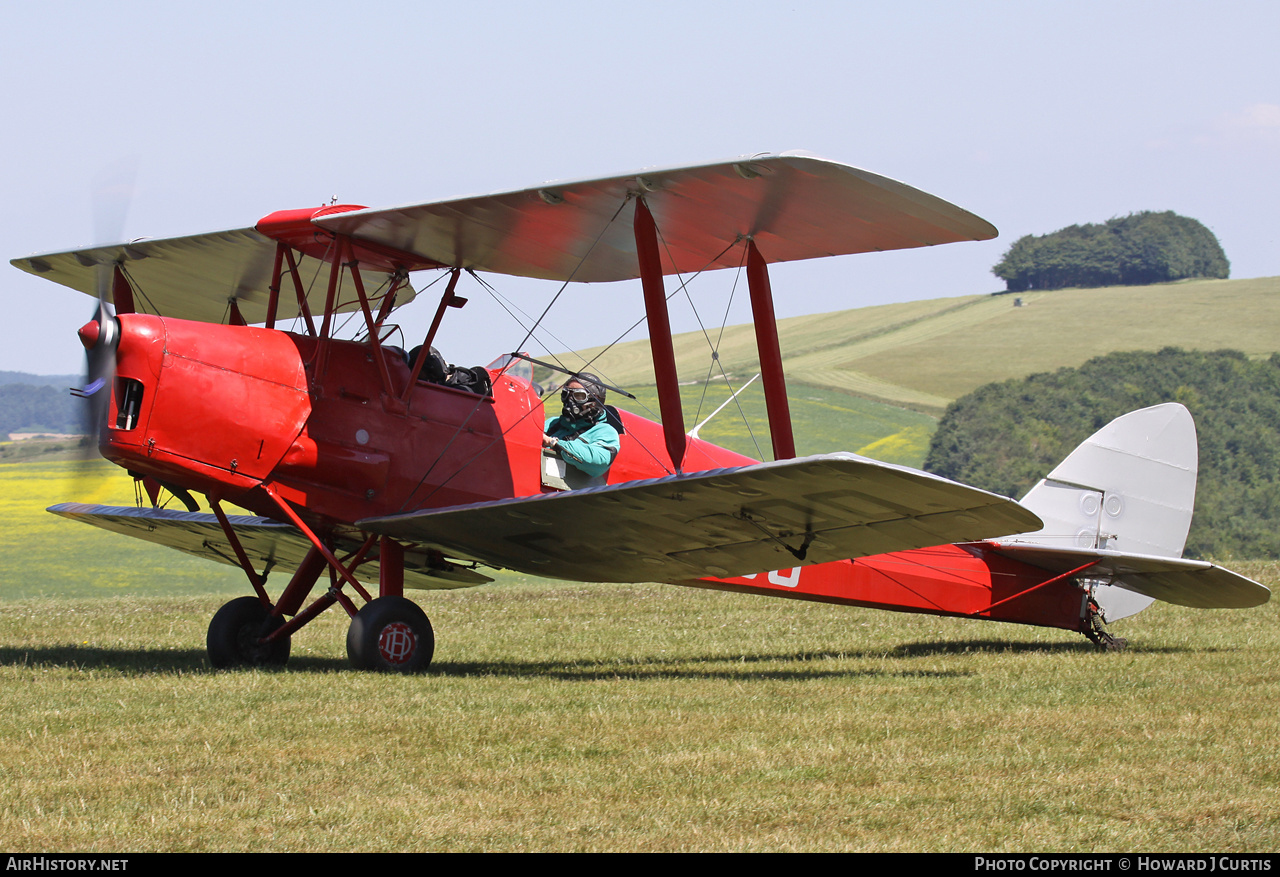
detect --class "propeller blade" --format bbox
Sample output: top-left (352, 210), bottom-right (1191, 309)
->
top-left (92, 158), bottom-right (137, 248)
top-left (68, 160), bottom-right (135, 485)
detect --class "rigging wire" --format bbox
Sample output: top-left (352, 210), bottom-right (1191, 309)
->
top-left (119, 265), bottom-right (159, 317)
top-left (272, 240), bottom-right (333, 337)
top-left (392, 285), bottom-right (583, 512)
top-left (467, 271), bottom-right (582, 385)
top-left (510, 196), bottom-right (632, 356)
top-left (562, 236), bottom-right (746, 429)
top-left (399, 194), bottom-right (787, 509)
top-left (458, 271), bottom-right (679, 477)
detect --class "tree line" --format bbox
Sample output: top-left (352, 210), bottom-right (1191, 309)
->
top-left (924, 348), bottom-right (1280, 559)
top-left (0, 384), bottom-right (83, 436)
top-left (992, 212), bottom-right (1230, 292)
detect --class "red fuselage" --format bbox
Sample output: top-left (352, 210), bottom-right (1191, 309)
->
top-left (102, 314), bottom-right (1088, 634)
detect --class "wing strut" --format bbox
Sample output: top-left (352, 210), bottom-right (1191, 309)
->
top-left (111, 265), bottom-right (135, 315)
top-left (405, 267), bottom-right (463, 399)
top-left (746, 241), bottom-right (795, 460)
top-left (634, 198), bottom-right (686, 471)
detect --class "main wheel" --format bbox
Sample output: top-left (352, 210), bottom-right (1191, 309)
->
top-left (207, 596), bottom-right (291, 668)
top-left (346, 596), bottom-right (435, 673)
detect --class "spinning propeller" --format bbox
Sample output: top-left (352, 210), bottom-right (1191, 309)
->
top-left (68, 161), bottom-right (134, 471)
top-left (70, 269), bottom-right (119, 445)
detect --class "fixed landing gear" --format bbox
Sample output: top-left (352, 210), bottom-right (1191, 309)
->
top-left (203, 513), bottom-right (434, 672)
top-left (346, 596), bottom-right (435, 673)
top-left (207, 596), bottom-right (291, 668)
top-left (1081, 598), bottom-right (1128, 651)
top-left (204, 594), bottom-right (435, 673)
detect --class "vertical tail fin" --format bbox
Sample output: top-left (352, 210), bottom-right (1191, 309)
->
top-left (1013, 403), bottom-right (1198, 620)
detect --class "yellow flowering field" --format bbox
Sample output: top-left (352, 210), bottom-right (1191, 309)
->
top-left (0, 458), bottom-right (244, 600)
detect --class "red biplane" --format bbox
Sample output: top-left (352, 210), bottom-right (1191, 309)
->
top-left (12, 152), bottom-right (1268, 671)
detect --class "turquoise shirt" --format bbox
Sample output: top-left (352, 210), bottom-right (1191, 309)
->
top-left (545, 412), bottom-right (620, 477)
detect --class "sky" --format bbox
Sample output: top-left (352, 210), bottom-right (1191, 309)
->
top-left (2, 0), bottom-right (1277, 376)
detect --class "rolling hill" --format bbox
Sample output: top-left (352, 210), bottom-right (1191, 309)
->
top-left (571, 275), bottom-right (1280, 411)
top-left (564, 275), bottom-right (1280, 467)
top-left (3, 275), bottom-right (1278, 600)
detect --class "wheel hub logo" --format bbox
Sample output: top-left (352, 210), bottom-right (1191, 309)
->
top-left (378, 622), bottom-right (417, 665)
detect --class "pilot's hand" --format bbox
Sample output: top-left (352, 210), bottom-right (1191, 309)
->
top-left (542, 434), bottom-right (558, 450)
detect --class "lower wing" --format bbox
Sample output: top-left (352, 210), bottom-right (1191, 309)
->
top-left (47, 503), bottom-right (492, 590)
top-left (361, 453), bottom-right (1042, 583)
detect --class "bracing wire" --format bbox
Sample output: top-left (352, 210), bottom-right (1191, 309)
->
top-left (468, 271), bottom-right (582, 385)
top-left (119, 265), bottom-right (159, 316)
top-left (562, 236), bottom-right (747, 428)
top-left (401, 195), bottom-right (787, 507)
top-left (510, 196), bottom-right (632, 356)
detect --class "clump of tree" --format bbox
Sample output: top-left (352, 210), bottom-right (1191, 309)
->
top-left (924, 348), bottom-right (1280, 559)
top-left (992, 212), bottom-right (1229, 292)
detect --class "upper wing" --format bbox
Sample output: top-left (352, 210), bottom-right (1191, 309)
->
top-left (986, 541), bottom-right (1269, 609)
top-left (360, 453), bottom-right (1041, 584)
top-left (15, 153), bottom-right (997, 316)
top-left (316, 151), bottom-right (998, 282)
top-left (11, 226), bottom-right (414, 324)
top-left (48, 503), bottom-right (492, 590)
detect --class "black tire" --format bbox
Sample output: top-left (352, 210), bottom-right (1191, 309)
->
top-left (207, 596), bottom-right (290, 669)
top-left (346, 596), bottom-right (435, 673)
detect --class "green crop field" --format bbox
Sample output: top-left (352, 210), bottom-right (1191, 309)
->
top-left (622, 382), bottom-right (936, 467)
top-left (0, 458), bottom-right (245, 601)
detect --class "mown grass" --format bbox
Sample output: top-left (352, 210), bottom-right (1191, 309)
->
top-left (0, 565), bottom-right (1276, 852)
top-left (1, 417), bottom-right (1275, 850)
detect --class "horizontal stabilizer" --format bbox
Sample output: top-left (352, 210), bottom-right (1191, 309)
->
top-left (360, 453), bottom-right (1042, 583)
top-left (47, 504), bottom-right (492, 590)
top-left (986, 541), bottom-right (1269, 609)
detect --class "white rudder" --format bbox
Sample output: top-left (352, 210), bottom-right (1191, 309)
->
top-left (1013, 403), bottom-right (1198, 621)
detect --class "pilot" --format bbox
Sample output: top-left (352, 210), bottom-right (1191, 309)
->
top-left (542, 372), bottom-right (620, 477)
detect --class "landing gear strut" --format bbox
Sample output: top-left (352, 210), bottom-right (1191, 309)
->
top-left (1081, 598), bottom-right (1128, 651)
top-left (206, 495), bottom-right (435, 673)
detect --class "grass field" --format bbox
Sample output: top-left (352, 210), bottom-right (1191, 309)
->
top-left (2, 459), bottom-right (1277, 850)
top-left (0, 571), bottom-right (1276, 852)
